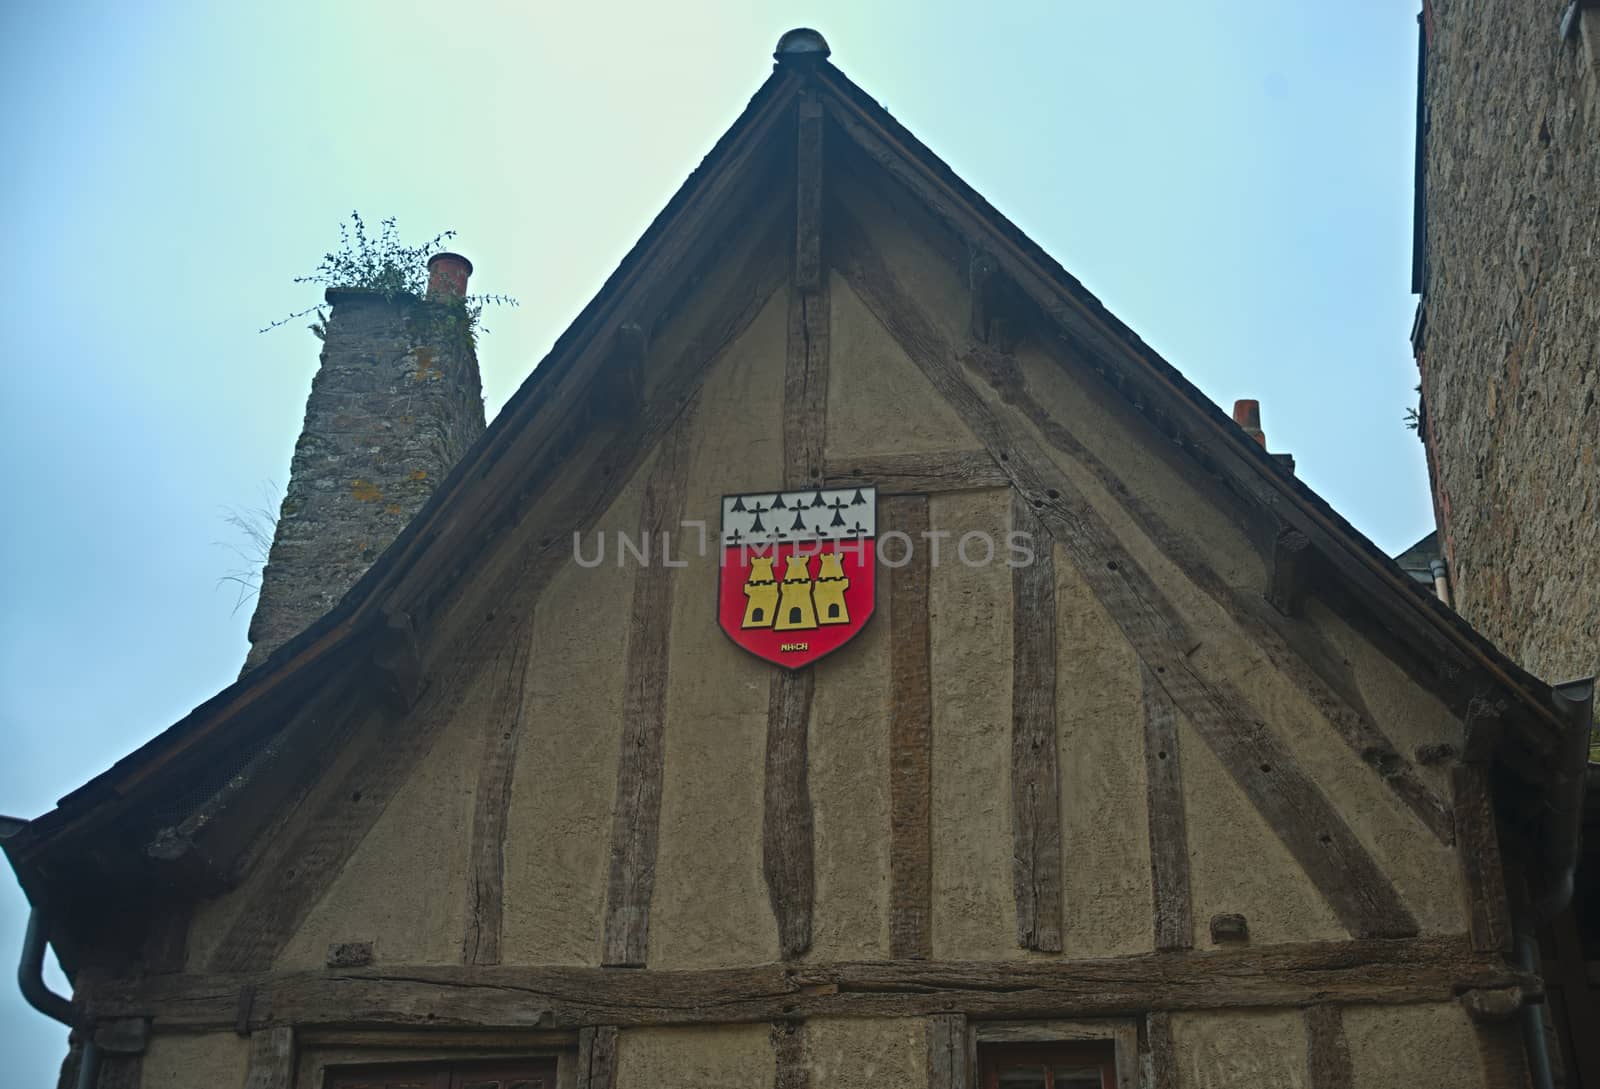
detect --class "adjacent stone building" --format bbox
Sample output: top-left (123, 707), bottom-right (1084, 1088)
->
top-left (1413, 0), bottom-right (1599, 686)
top-left (1412, 1), bottom-right (1600, 1084)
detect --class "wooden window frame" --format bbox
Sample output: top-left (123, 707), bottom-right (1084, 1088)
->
top-left (324, 1056), bottom-right (560, 1089)
top-left (293, 1029), bottom-right (576, 1089)
top-left (970, 1020), bottom-right (1138, 1089)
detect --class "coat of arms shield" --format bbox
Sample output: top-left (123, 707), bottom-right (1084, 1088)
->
top-left (717, 486), bottom-right (877, 669)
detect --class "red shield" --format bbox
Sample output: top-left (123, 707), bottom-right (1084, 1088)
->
top-left (717, 486), bottom-right (877, 669)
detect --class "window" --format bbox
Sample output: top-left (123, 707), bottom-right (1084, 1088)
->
top-left (979, 1042), bottom-right (1117, 1089)
top-left (326, 1058), bottom-right (557, 1089)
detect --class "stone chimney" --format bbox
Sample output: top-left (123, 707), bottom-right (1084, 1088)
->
top-left (243, 258), bottom-right (485, 670)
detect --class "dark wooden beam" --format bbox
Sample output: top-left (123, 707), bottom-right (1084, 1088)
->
top-left (1450, 764), bottom-right (1513, 955)
top-left (1010, 493), bottom-right (1063, 953)
top-left (1145, 1011), bottom-right (1176, 1089)
top-left (141, 899), bottom-right (191, 975)
top-left (94, 937), bottom-right (1536, 1033)
top-left (926, 1013), bottom-right (968, 1089)
top-left (576, 1025), bottom-right (618, 1089)
top-left (969, 251), bottom-right (998, 343)
top-left (1267, 527), bottom-right (1311, 618)
top-left (784, 285), bottom-right (830, 489)
top-left (602, 406), bottom-right (698, 967)
top-left (772, 1020), bottom-right (810, 1089)
top-left (886, 496), bottom-right (933, 960)
top-left (795, 95), bottom-right (824, 294)
top-left (831, 207), bottom-right (1417, 940)
top-left (760, 223), bottom-right (832, 961)
top-left (371, 609), bottom-right (423, 713)
top-left (1461, 697), bottom-right (1506, 764)
top-left (764, 668), bottom-right (816, 960)
top-left (824, 450), bottom-right (1008, 495)
top-left (1141, 664), bottom-right (1192, 952)
top-left (592, 320), bottom-right (646, 421)
top-left (1304, 1005), bottom-right (1353, 1089)
top-left (462, 617), bottom-right (536, 965)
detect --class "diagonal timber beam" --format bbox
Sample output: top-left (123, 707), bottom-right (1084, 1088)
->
top-left (831, 207), bottom-right (1417, 939)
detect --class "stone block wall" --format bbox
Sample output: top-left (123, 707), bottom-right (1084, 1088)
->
top-left (1417, 0), bottom-right (1600, 686)
top-left (243, 288), bottom-right (484, 669)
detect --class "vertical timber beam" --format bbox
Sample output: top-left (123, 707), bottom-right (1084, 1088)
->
top-left (926, 1013), bottom-right (968, 1089)
top-left (763, 95), bottom-right (829, 960)
top-left (601, 408), bottom-right (698, 967)
top-left (243, 1026), bottom-right (296, 1089)
top-left (794, 93), bottom-right (824, 294)
top-left (1304, 1005), bottom-right (1353, 1089)
top-left (773, 1021), bottom-right (810, 1089)
top-left (1267, 526), bottom-right (1311, 617)
top-left (1010, 493), bottom-right (1063, 952)
top-left (887, 495), bottom-right (934, 960)
top-left (1450, 761), bottom-right (1513, 954)
top-left (463, 618), bottom-right (535, 965)
top-left (1145, 1011), bottom-right (1177, 1089)
top-left (1142, 663), bottom-right (1192, 951)
top-left (577, 1025), bottom-right (619, 1089)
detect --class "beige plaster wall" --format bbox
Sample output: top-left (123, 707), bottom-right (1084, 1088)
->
top-left (1055, 546), bottom-right (1153, 957)
top-left (827, 271), bottom-right (979, 458)
top-left (498, 454), bottom-right (651, 965)
top-left (1301, 597), bottom-right (1459, 800)
top-left (1180, 710), bottom-right (1344, 946)
top-left (1012, 340), bottom-right (1267, 598)
top-left (1343, 1003), bottom-right (1486, 1089)
top-left (647, 289), bottom-right (788, 969)
top-left (928, 488), bottom-right (1019, 960)
top-left (808, 595), bottom-right (892, 960)
top-left (805, 1017), bottom-right (924, 1089)
top-left (614, 1025), bottom-right (772, 1088)
top-left (140, 1032), bottom-right (249, 1088)
top-left (276, 684), bottom-right (479, 969)
top-left (1170, 1009), bottom-right (1308, 1089)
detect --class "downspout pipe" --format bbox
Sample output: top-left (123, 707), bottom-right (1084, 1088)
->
top-left (1516, 676), bottom-right (1594, 1089)
top-left (17, 907), bottom-right (99, 1089)
top-left (1428, 558), bottom-right (1452, 607)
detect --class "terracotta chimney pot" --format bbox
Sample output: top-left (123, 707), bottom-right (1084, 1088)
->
top-left (1233, 398), bottom-right (1267, 448)
top-left (426, 252), bottom-right (473, 301)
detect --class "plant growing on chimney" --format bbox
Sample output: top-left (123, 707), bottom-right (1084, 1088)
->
top-left (260, 211), bottom-right (516, 338)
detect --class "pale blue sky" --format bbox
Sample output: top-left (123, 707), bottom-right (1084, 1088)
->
top-left (0, 1), bottom-right (1423, 1075)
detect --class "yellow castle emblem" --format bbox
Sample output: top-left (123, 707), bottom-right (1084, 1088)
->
top-left (742, 551), bottom-right (850, 631)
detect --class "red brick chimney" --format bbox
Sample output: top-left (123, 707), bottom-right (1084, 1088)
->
top-left (426, 252), bottom-right (473, 300)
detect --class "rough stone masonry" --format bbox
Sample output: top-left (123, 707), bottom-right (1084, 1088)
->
top-left (244, 257), bottom-right (485, 669)
top-left (1418, 0), bottom-right (1600, 687)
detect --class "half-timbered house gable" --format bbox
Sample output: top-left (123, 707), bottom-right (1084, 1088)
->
top-left (7, 29), bottom-right (1589, 1089)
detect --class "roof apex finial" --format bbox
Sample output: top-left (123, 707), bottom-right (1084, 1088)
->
top-left (774, 28), bottom-right (830, 64)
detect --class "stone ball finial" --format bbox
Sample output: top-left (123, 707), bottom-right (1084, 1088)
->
top-left (774, 28), bottom-right (830, 63)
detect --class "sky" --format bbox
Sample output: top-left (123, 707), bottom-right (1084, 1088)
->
top-left (0, 0), bottom-right (1425, 1076)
